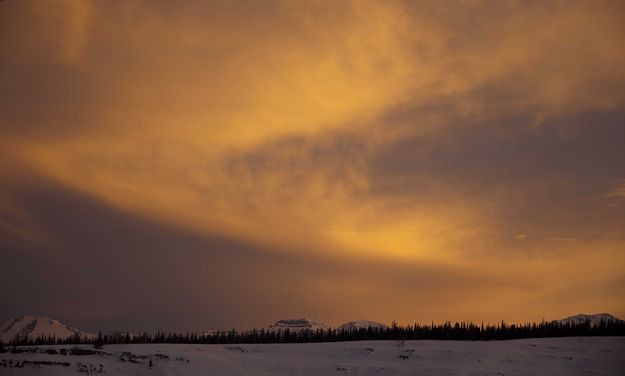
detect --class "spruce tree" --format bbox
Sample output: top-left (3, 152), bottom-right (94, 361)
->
top-left (95, 331), bottom-right (104, 349)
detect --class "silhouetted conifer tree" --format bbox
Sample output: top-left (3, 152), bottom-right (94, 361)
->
top-left (94, 331), bottom-right (104, 349)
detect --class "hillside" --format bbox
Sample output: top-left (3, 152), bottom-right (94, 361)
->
top-left (0, 315), bottom-right (94, 343)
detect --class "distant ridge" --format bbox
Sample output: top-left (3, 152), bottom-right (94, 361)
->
top-left (3, 313), bottom-right (622, 344)
top-left (337, 320), bottom-right (388, 332)
top-left (555, 313), bottom-right (623, 327)
top-left (0, 315), bottom-right (95, 343)
top-left (267, 318), bottom-right (328, 333)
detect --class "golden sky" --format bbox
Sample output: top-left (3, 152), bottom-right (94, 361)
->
top-left (1, 0), bottom-right (625, 331)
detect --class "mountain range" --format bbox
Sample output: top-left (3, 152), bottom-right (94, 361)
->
top-left (2, 313), bottom-right (622, 343)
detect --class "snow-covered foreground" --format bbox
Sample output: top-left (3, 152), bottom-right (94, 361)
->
top-left (1, 337), bottom-right (623, 375)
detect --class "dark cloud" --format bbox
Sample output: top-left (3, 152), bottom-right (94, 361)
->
top-left (4, 178), bottom-right (595, 331)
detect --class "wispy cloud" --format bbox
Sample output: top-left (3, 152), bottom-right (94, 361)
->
top-left (605, 179), bottom-right (625, 199)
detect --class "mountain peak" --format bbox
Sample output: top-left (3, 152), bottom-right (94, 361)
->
top-left (267, 318), bottom-right (328, 332)
top-left (0, 315), bottom-right (95, 343)
top-left (555, 313), bottom-right (623, 327)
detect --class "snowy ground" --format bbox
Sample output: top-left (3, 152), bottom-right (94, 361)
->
top-left (1, 337), bottom-right (623, 375)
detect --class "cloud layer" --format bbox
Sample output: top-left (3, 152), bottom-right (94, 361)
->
top-left (1, 0), bottom-right (624, 329)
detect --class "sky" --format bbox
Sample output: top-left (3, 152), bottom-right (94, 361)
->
top-left (1, 0), bottom-right (625, 333)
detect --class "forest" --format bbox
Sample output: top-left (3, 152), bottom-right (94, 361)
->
top-left (3, 319), bottom-right (624, 348)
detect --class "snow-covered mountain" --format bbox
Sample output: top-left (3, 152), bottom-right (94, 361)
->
top-left (0, 315), bottom-right (95, 343)
top-left (267, 318), bottom-right (328, 333)
top-left (337, 320), bottom-right (388, 332)
top-left (555, 313), bottom-right (623, 327)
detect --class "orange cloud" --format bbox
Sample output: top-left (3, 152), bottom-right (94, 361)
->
top-left (1, 0), bottom-right (624, 289)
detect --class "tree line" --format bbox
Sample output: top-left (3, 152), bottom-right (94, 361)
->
top-left (2, 319), bottom-right (624, 348)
